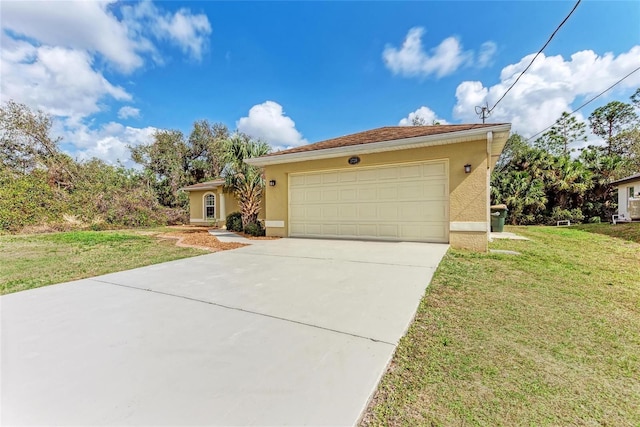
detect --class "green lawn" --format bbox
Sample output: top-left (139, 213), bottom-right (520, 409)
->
top-left (362, 226), bottom-right (639, 426)
top-left (0, 230), bottom-right (206, 295)
top-left (573, 221), bottom-right (640, 244)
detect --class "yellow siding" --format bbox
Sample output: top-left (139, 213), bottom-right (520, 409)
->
top-left (263, 138), bottom-right (491, 251)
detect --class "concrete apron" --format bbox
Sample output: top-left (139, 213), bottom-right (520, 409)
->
top-left (1, 238), bottom-right (448, 426)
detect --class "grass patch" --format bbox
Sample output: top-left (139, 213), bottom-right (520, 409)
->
top-left (0, 230), bottom-right (206, 295)
top-left (573, 221), bottom-right (640, 244)
top-left (362, 226), bottom-right (640, 426)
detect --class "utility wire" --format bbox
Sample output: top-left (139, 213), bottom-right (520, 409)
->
top-left (526, 65), bottom-right (640, 142)
top-left (486, 0), bottom-right (582, 115)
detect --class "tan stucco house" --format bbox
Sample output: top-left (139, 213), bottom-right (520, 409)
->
top-left (612, 172), bottom-right (640, 221)
top-left (181, 179), bottom-right (260, 227)
top-left (245, 124), bottom-right (511, 252)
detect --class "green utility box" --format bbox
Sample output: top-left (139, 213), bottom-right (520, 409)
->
top-left (490, 204), bottom-right (508, 233)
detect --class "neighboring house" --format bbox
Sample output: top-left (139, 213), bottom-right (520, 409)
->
top-left (181, 179), bottom-right (265, 227)
top-left (611, 173), bottom-right (640, 221)
top-left (246, 124), bottom-right (511, 252)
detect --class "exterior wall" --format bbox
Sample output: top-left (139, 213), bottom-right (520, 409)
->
top-left (618, 179), bottom-right (640, 218)
top-left (188, 188), bottom-right (238, 226)
top-left (187, 188), bottom-right (265, 226)
top-left (263, 138), bottom-right (490, 251)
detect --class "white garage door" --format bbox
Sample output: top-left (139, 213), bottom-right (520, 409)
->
top-left (289, 160), bottom-right (449, 242)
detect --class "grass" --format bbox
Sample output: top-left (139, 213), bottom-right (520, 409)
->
top-left (362, 226), bottom-right (640, 426)
top-left (0, 230), bottom-right (206, 295)
top-left (573, 221), bottom-right (640, 244)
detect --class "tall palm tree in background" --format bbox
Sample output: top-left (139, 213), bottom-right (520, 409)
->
top-left (221, 133), bottom-right (271, 227)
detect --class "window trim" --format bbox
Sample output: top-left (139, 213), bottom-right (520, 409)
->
top-left (204, 193), bottom-right (216, 220)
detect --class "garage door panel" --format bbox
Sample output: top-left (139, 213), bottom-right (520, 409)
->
top-left (358, 188), bottom-right (377, 201)
top-left (424, 162), bottom-right (447, 176)
top-left (339, 171), bottom-right (357, 182)
top-left (289, 161), bottom-right (448, 242)
top-left (340, 189), bottom-right (357, 200)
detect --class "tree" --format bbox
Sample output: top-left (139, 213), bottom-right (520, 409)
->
top-left (0, 100), bottom-right (74, 187)
top-left (588, 101), bottom-right (638, 154)
top-left (411, 116), bottom-right (427, 126)
top-left (534, 111), bottom-right (587, 156)
top-left (493, 133), bottom-right (529, 173)
top-left (130, 121), bottom-right (230, 208)
top-left (221, 133), bottom-right (271, 227)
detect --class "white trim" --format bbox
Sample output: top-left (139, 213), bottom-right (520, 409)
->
top-left (265, 220), bottom-right (285, 228)
top-left (246, 125), bottom-right (511, 167)
top-left (203, 192), bottom-right (216, 221)
top-left (450, 222), bottom-right (488, 232)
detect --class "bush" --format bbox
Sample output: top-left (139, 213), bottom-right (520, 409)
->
top-left (588, 216), bottom-right (601, 223)
top-left (244, 221), bottom-right (265, 237)
top-left (226, 212), bottom-right (243, 232)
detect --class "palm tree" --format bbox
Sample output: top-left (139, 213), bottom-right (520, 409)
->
top-left (221, 133), bottom-right (271, 227)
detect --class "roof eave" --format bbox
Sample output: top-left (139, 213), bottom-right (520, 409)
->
top-left (611, 174), bottom-right (640, 186)
top-left (245, 124), bottom-right (511, 167)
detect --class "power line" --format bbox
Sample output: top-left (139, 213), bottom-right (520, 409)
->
top-left (526, 65), bottom-right (640, 142)
top-left (476, 0), bottom-right (582, 122)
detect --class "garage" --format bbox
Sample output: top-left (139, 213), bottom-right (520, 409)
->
top-left (289, 161), bottom-right (448, 242)
top-left (245, 124), bottom-right (511, 252)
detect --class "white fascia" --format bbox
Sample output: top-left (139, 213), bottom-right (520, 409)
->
top-left (245, 124), bottom-right (511, 167)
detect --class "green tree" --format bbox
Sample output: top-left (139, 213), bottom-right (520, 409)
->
top-left (534, 111), bottom-right (587, 156)
top-left (0, 100), bottom-right (75, 187)
top-left (589, 101), bottom-right (638, 154)
top-left (221, 133), bottom-right (271, 227)
top-left (130, 120), bottom-right (230, 208)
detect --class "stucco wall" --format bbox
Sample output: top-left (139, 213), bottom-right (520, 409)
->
top-left (262, 138), bottom-right (490, 251)
top-left (187, 188), bottom-right (265, 225)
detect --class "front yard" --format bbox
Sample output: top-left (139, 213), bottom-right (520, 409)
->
top-left (2, 224), bottom-right (639, 425)
top-left (0, 227), bottom-right (243, 295)
top-left (362, 225), bottom-right (639, 426)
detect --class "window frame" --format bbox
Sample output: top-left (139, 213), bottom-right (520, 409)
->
top-left (204, 193), bottom-right (216, 220)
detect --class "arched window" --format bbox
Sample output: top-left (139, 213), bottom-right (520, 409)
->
top-left (204, 194), bottom-right (216, 220)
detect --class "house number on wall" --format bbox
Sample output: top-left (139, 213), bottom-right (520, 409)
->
top-left (348, 156), bottom-right (360, 165)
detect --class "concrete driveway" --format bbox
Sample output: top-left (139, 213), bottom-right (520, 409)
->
top-left (1, 238), bottom-right (448, 426)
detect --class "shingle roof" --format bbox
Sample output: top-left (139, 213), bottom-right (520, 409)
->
top-left (611, 172), bottom-right (640, 186)
top-left (180, 179), bottom-right (225, 191)
top-left (262, 124), bottom-right (507, 157)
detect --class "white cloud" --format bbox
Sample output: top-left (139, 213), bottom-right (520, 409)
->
top-left (118, 106), bottom-right (141, 120)
top-left (477, 41), bottom-right (497, 68)
top-left (0, 0), bottom-right (211, 165)
top-left (62, 120), bottom-right (156, 166)
top-left (453, 46), bottom-right (640, 139)
top-left (122, 1), bottom-right (212, 60)
top-left (1, 0), bottom-right (147, 73)
top-left (382, 27), bottom-right (495, 78)
top-left (236, 101), bottom-right (307, 151)
top-left (1, 35), bottom-right (131, 119)
top-left (399, 106), bottom-right (448, 126)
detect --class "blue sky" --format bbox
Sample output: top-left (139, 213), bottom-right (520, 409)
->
top-left (1, 1), bottom-right (639, 165)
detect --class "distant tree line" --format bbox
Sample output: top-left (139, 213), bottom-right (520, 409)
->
top-left (0, 101), bottom-right (269, 232)
top-left (491, 88), bottom-right (640, 225)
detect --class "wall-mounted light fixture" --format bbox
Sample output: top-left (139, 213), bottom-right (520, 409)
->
top-left (269, 179), bottom-right (276, 186)
top-left (464, 164), bottom-right (472, 174)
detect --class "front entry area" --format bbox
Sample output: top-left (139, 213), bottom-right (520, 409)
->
top-left (288, 160), bottom-right (449, 242)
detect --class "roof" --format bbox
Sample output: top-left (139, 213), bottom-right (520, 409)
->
top-left (262, 124), bottom-right (506, 157)
top-left (611, 172), bottom-right (640, 186)
top-left (245, 123), bottom-right (511, 167)
top-left (180, 179), bottom-right (225, 191)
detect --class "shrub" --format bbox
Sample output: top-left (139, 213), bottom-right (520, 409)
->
top-left (244, 221), bottom-right (265, 237)
top-left (588, 216), bottom-right (601, 223)
top-left (226, 212), bottom-right (243, 232)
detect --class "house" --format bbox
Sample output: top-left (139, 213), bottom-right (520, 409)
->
top-left (611, 172), bottom-right (640, 221)
top-left (245, 124), bottom-right (511, 252)
top-left (181, 180), bottom-right (266, 227)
